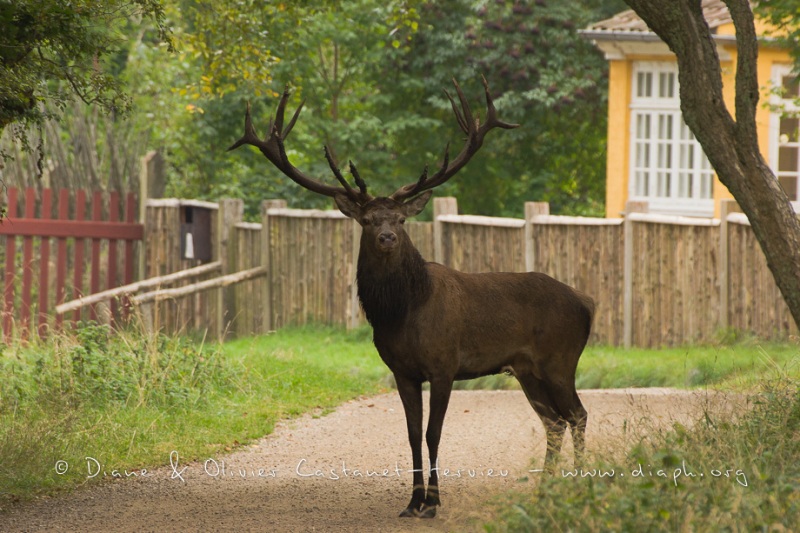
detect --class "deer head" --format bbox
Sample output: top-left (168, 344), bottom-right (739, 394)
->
top-left (228, 77), bottom-right (519, 253)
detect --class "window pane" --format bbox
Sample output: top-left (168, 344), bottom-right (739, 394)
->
top-left (636, 142), bottom-right (649, 168)
top-left (636, 170), bottom-right (648, 196)
top-left (781, 117), bottom-right (800, 142)
top-left (779, 146), bottom-right (799, 172)
top-left (779, 176), bottom-right (798, 201)
top-left (782, 75), bottom-right (799, 98)
top-left (659, 72), bottom-right (675, 98)
top-left (658, 114), bottom-right (672, 139)
top-left (637, 72), bottom-right (653, 98)
top-left (680, 120), bottom-right (693, 141)
top-left (636, 114), bottom-right (651, 140)
top-left (684, 145), bottom-right (695, 169)
top-left (780, 117), bottom-right (799, 141)
top-left (700, 173), bottom-right (713, 199)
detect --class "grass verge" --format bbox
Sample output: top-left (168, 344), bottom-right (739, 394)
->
top-left (484, 375), bottom-right (800, 532)
top-left (0, 323), bottom-right (388, 505)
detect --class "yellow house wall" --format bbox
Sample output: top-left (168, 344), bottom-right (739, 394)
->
top-left (603, 40), bottom-right (793, 218)
top-left (605, 60), bottom-right (631, 218)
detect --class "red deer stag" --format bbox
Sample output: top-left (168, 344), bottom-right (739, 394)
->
top-left (229, 78), bottom-right (594, 519)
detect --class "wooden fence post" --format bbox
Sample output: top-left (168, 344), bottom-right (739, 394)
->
top-left (261, 199), bottom-right (287, 333)
top-left (719, 199), bottom-right (741, 332)
top-left (138, 151), bottom-right (165, 281)
top-left (216, 198), bottom-right (244, 339)
top-left (524, 202), bottom-right (549, 272)
top-left (434, 197), bottom-right (458, 265)
top-left (623, 200), bottom-right (648, 349)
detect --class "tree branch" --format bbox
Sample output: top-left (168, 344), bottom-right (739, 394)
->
top-left (726, 0), bottom-right (760, 146)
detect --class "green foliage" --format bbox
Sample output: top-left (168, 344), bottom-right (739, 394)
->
top-left (485, 377), bottom-right (800, 532)
top-left (0, 324), bottom-right (388, 502)
top-left (0, 0), bottom-right (172, 155)
top-left (119, 0), bottom-right (623, 218)
top-left (756, 0), bottom-right (800, 72)
top-left (371, 0), bottom-right (627, 215)
top-left (3, 0), bottom-right (625, 218)
top-left (0, 322), bottom-right (228, 411)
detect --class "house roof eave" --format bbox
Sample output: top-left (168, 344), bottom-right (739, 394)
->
top-left (579, 29), bottom-right (745, 61)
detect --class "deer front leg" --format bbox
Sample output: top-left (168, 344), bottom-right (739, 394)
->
top-left (395, 375), bottom-right (425, 517)
top-left (419, 377), bottom-right (454, 518)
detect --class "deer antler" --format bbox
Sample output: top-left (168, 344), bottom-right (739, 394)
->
top-left (228, 86), bottom-right (372, 204)
top-left (390, 76), bottom-right (519, 202)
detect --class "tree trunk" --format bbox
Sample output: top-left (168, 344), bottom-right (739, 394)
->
top-left (624, 0), bottom-right (800, 331)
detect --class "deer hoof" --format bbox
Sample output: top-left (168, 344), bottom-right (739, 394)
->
top-left (418, 504), bottom-right (438, 519)
top-left (399, 507), bottom-right (419, 518)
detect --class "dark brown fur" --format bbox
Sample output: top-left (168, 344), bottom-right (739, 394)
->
top-left (338, 194), bottom-right (594, 518)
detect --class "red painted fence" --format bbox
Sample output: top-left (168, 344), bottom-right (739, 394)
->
top-left (0, 187), bottom-right (143, 340)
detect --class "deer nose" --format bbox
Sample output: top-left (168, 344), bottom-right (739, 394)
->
top-left (378, 231), bottom-right (397, 248)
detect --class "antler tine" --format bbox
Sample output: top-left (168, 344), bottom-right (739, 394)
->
top-left (273, 85), bottom-right (291, 134)
top-left (444, 89), bottom-right (469, 136)
top-left (282, 100), bottom-right (304, 139)
top-left (349, 161), bottom-right (369, 197)
top-left (325, 146), bottom-right (365, 201)
top-left (227, 102), bottom-right (264, 152)
top-left (391, 77), bottom-right (518, 202)
top-left (478, 75), bottom-right (518, 133)
top-left (451, 78), bottom-right (476, 135)
top-left (228, 86), bottom-right (371, 201)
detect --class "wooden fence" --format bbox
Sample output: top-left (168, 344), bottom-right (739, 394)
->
top-left (139, 199), bottom-right (221, 336)
top-left (0, 187), bottom-right (142, 340)
top-left (137, 196), bottom-right (797, 347)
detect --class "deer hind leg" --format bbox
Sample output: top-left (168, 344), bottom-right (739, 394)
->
top-left (515, 372), bottom-right (568, 465)
top-left (543, 383), bottom-right (588, 463)
top-left (548, 382), bottom-right (589, 462)
top-left (395, 375), bottom-right (425, 518)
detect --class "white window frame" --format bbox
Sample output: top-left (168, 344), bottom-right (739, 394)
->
top-left (768, 63), bottom-right (800, 212)
top-left (628, 61), bottom-right (715, 217)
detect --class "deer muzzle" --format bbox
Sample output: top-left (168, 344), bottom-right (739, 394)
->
top-left (377, 231), bottom-right (398, 252)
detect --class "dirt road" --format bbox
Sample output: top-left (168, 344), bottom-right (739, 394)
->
top-left (3, 389), bottom-right (736, 532)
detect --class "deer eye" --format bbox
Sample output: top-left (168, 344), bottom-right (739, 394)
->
top-left (399, 217), bottom-right (406, 224)
top-left (361, 216), bottom-right (371, 226)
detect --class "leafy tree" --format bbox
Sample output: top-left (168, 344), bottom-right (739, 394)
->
top-left (136, 0), bottom-right (422, 216)
top-left (144, 0), bottom-right (621, 217)
top-left (755, 0), bottom-right (800, 71)
top-left (373, 0), bottom-right (626, 216)
top-left (621, 0), bottom-right (800, 330)
top-left (0, 0), bottom-right (172, 155)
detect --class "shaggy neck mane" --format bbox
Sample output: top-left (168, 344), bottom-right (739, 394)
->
top-left (356, 235), bottom-right (431, 328)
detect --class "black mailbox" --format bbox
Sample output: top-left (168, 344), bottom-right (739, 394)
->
top-left (180, 202), bottom-right (213, 262)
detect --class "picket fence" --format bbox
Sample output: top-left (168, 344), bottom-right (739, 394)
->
top-left (0, 187), bottom-right (141, 340)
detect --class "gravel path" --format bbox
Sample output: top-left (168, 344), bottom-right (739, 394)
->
top-left (2, 388), bottom-right (737, 532)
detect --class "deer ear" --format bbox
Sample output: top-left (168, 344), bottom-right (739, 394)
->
top-left (401, 191), bottom-right (433, 217)
top-left (334, 194), bottom-right (363, 220)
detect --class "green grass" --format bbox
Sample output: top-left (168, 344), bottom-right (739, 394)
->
top-left (576, 341), bottom-right (800, 390)
top-left (1, 322), bottom-right (798, 509)
top-left (485, 375), bottom-right (800, 532)
top-left (0, 323), bottom-right (389, 505)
